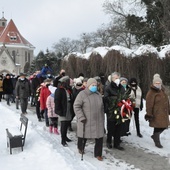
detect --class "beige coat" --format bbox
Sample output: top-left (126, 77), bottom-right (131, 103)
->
top-left (146, 85), bottom-right (170, 128)
top-left (74, 88), bottom-right (104, 139)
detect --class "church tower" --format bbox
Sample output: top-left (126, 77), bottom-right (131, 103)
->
top-left (0, 12), bottom-right (7, 34)
top-left (0, 12), bottom-right (7, 27)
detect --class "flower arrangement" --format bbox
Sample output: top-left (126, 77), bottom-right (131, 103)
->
top-left (117, 99), bottom-right (133, 122)
top-left (112, 98), bottom-right (133, 124)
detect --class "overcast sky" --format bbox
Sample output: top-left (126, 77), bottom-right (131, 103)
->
top-left (1, 0), bottom-right (110, 55)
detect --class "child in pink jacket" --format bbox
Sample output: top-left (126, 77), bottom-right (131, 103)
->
top-left (46, 85), bottom-right (59, 134)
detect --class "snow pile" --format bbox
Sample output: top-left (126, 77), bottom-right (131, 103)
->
top-left (64, 43), bottom-right (170, 60)
top-left (159, 45), bottom-right (170, 58)
top-left (110, 45), bottom-right (134, 57)
top-left (92, 47), bottom-right (109, 58)
top-left (134, 44), bottom-right (158, 56)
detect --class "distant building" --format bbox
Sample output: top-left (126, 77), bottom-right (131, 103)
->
top-left (0, 12), bottom-right (35, 75)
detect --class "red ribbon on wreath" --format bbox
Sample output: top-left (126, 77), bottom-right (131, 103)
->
top-left (118, 99), bottom-right (133, 120)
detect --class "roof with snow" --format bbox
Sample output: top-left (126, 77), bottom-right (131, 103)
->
top-left (0, 19), bottom-right (34, 48)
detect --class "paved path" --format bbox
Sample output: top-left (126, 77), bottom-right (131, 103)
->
top-left (103, 141), bottom-right (170, 170)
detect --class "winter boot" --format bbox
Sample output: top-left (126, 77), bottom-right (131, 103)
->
top-left (137, 133), bottom-right (143, 138)
top-left (68, 125), bottom-right (73, 132)
top-left (49, 126), bottom-right (53, 133)
top-left (54, 128), bottom-right (60, 135)
top-left (151, 132), bottom-right (163, 148)
top-left (65, 137), bottom-right (72, 142)
top-left (61, 137), bottom-right (68, 147)
top-left (136, 122), bottom-right (143, 138)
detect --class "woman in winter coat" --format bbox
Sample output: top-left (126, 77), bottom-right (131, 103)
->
top-left (46, 85), bottom-right (59, 134)
top-left (68, 77), bottom-right (84, 131)
top-left (120, 77), bottom-right (133, 137)
top-left (74, 78), bottom-right (104, 161)
top-left (54, 76), bottom-right (73, 147)
top-left (129, 77), bottom-right (143, 138)
top-left (145, 74), bottom-right (170, 148)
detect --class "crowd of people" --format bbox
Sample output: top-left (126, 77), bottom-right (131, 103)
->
top-left (0, 66), bottom-right (169, 161)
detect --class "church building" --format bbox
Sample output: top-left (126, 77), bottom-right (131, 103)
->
top-left (0, 13), bottom-right (35, 75)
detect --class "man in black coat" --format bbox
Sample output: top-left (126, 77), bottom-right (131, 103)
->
top-left (15, 73), bottom-right (31, 114)
top-left (104, 72), bottom-right (125, 150)
top-left (3, 74), bottom-right (13, 105)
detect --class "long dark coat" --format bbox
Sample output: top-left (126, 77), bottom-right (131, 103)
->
top-left (54, 87), bottom-right (73, 117)
top-left (146, 85), bottom-right (170, 128)
top-left (74, 88), bottom-right (104, 139)
top-left (3, 78), bottom-right (13, 94)
top-left (104, 81), bottom-right (125, 122)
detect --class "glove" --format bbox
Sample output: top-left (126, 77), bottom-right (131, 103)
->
top-left (144, 114), bottom-right (153, 121)
top-left (81, 119), bottom-right (86, 124)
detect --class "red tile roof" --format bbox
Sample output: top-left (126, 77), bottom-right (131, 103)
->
top-left (0, 19), bottom-right (33, 47)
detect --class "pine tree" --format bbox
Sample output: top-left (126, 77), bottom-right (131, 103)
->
top-left (126, 0), bottom-right (170, 47)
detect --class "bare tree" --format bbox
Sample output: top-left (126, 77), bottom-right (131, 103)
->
top-left (53, 38), bottom-right (80, 58)
top-left (79, 33), bottom-right (93, 53)
top-left (102, 0), bottom-right (145, 49)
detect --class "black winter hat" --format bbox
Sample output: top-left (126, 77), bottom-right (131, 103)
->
top-left (129, 78), bottom-right (138, 85)
top-left (6, 73), bottom-right (10, 77)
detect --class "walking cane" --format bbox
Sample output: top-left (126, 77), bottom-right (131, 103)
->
top-left (81, 122), bottom-right (85, 161)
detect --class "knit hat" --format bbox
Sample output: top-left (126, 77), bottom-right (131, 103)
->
top-left (153, 74), bottom-right (162, 84)
top-left (94, 76), bottom-right (101, 82)
top-left (44, 78), bottom-right (52, 83)
top-left (59, 76), bottom-right (70, 83)
top-left (79, 76), bottom-right (84, 82)
top-left (20, 72), bottom-right (27, 76)
top-left (6, 73), bottom-right (11, 77)
top-left (75, 78), bottom-right (82, 85)
top-left (129, 78), bottom-right (138, 85)
top-left (86, 78), bottom-right (97, 87)
top-left (120, 77), bottom-right (128, 83)
top-left (48, 85), bottom-right (57, 94)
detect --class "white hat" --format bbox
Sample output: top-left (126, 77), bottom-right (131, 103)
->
top-left (153, 74), bottom-right (162, 84)
top-left (75, 78), bottom-right (82, 85)
top-left (48, 85), bottom-right (57, 94)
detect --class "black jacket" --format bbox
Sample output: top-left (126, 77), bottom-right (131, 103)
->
top-left (54, 87), bottom-right (73, 117)
top-left (104, 81), bottom-right (125, 121)
top-left (3, 78), bottom-right (13, 94)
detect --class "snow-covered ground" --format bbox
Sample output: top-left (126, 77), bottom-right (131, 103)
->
top-left (0, 100), bottom-right (170, 170)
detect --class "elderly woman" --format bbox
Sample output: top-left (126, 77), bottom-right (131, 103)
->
top-left (54, 76), bottom-right (73, 147)
top-left (145, 74), bottom-right (170, 148)
top-left (74, 78), bottom-right (104, 161)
